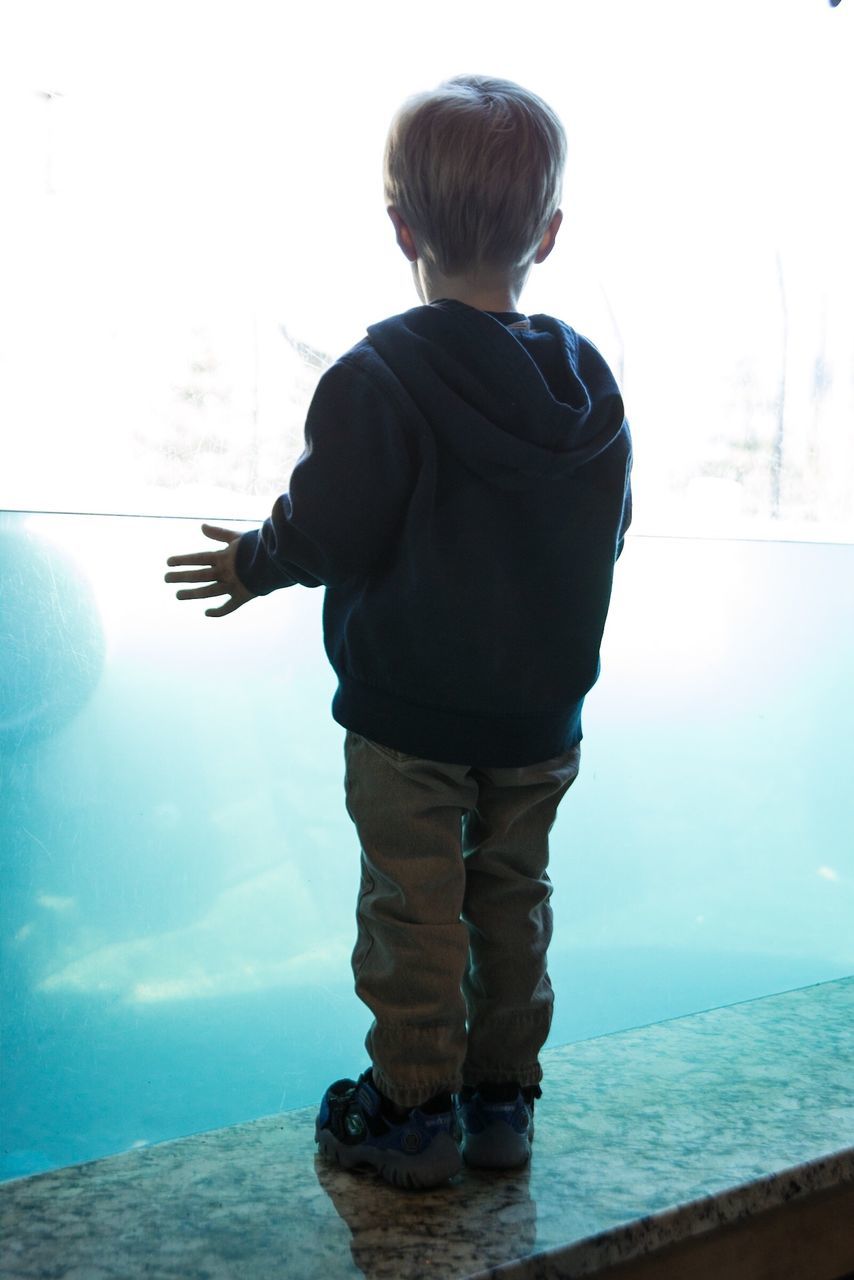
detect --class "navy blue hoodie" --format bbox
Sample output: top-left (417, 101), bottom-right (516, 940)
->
top-left (235, 298), bottom-right (632, 766)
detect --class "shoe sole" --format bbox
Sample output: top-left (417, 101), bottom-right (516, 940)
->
top-left (316, 1126), bottom-right (462, 1190)
top-left (461, 1119), bottom-right (533, 1170)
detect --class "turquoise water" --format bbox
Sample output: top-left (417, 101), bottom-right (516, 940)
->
top-left (2, 510), bottom-right (852, 1181)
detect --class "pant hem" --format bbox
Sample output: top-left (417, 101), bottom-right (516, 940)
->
top-left (371, 1067), bottom-right (462, 1108)
top-left (461, 1066), bottom-right (544, 1090)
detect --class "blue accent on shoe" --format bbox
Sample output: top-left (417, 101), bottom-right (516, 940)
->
top-left (315, 1069), bottom-right (462, 1190)
top-left (455, 1082), bottom-right (540, 1169)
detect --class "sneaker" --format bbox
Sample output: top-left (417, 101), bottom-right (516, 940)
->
top-left (315, 1069), bottom-right (463, 1190)
top-left (455, 1081), bottom-right (541, 1170)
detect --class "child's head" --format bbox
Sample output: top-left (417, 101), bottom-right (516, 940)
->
top-left (383, 75), bottom-right (567, 297)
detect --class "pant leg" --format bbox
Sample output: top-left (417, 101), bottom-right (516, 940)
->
top-left (460, 744), bottom-right (581, 1089)
top-left (343, 730), bottom-right (479, 1107)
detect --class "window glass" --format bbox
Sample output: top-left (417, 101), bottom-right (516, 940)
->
top-left (2, 0), bottom-right (852, 539)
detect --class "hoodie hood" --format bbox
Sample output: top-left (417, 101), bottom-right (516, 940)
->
top-left (366, 297), bottom-right (625, 492)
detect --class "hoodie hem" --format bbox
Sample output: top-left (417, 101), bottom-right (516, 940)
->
top-left (330, 674), bottom-right (583, 768)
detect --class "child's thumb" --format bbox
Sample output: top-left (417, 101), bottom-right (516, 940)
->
top-left (201, 523), bottom-right (238, 543)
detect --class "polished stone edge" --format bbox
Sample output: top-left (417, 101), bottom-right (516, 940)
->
top-left (0, 1108), bottom-right (308, 1190)
top-left (468, 1147), bottom-right (854, 1280)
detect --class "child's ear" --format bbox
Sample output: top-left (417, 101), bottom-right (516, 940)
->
top-left (387, 206), bottom-right (419, 262)
top-left (534, 209), bottom-right (563, 264)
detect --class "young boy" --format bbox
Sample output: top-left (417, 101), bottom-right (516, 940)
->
top-left (166, 74), bottom-right (632, 1191)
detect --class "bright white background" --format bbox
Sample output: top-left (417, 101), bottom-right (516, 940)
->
top-left (2, 0), bottom-right (853, 538)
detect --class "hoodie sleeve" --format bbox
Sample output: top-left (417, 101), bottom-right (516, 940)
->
top-left (616, 420), bottom-right (633, 561)
top-left (234, 356), bottom-right (417, 595)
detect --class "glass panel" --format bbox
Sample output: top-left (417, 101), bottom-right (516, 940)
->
top-left (3, 1), bottom-right (853, 538)
top-left (2, 510), bottom-right (852, 1179)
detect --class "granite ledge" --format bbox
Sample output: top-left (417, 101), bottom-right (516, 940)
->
top-left (470, 1147), bottom-right (854, 1279)
top-left (1, 975), bottom-right (853, 1280)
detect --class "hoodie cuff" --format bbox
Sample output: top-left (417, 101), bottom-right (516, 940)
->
top-left (234, 527), bottom-right (297, 596)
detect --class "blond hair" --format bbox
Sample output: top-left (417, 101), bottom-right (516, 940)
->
top-left (383, 74), bottom-right (566, 281)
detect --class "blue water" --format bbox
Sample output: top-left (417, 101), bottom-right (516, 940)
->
top-left (2, 511), bottom-right (852, 1181)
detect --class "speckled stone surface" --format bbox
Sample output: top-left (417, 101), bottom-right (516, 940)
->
top-left (2, 977), bottom-right (852, 1280)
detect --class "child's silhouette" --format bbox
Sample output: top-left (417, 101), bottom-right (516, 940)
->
top-left (166, 74), bottom-right (632, 1189)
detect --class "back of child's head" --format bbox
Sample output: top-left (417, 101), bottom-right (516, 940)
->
top-left (383, 74), bottom-right (566, 284)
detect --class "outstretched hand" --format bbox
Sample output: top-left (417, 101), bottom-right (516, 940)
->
top-left (165, 524), bottom-right (257, 618)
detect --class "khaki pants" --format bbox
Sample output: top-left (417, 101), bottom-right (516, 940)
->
top-left (343, 730), bottom-right (582, 1107)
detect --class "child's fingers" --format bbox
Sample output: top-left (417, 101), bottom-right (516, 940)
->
top-left (166, 552), bottom-right (218, 568)
top-left (165, 567), bottom-right (220, 583)
top-left (175, 583), bottom-right (231, 601)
